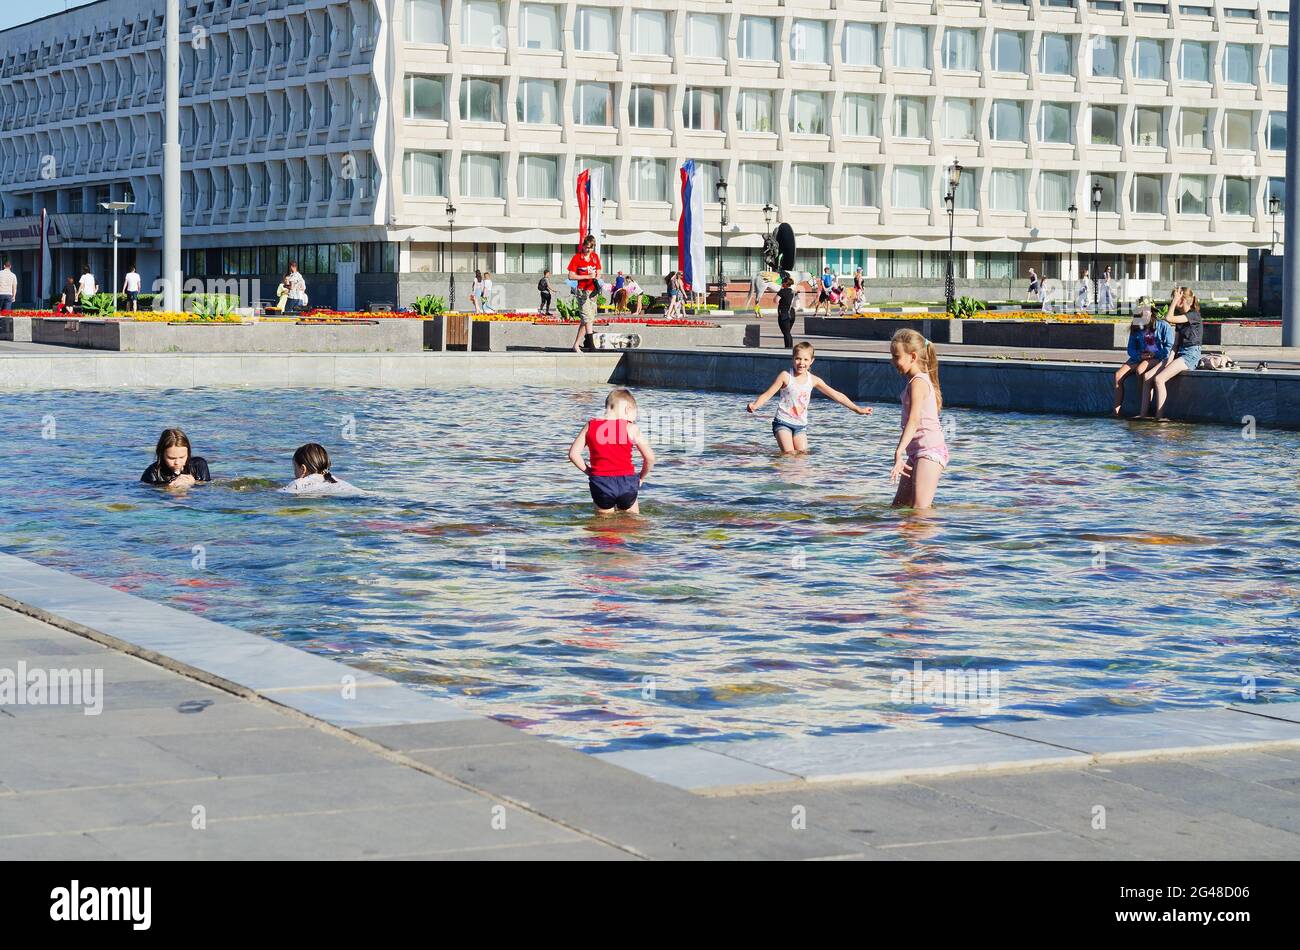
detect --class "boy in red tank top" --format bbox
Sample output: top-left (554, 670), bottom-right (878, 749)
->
top-left (567, 388), bottom-right (656, 514)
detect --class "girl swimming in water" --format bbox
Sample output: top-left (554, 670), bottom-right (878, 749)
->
top-left (280, 443), bottom-right (364, 495)
top-left (889, 329), bottom-right (948, 510)
top-left (141, 428), bottom-right (211, 489)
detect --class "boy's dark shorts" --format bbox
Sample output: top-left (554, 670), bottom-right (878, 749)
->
top-left (589, 474), bottom-right (639, 510)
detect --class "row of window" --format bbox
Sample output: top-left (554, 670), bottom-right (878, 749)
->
top-left (407, 0), bottom-right (1289, 87)
top-left (404, 73), bottom-right (1290, 150)
top-left (403, 149), bottom-right (1287, 217)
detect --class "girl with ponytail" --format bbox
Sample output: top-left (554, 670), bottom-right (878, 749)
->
top-left (280, 443), bottom-right (366, 496)
top-left (889, 329), bottom-right (948, 509)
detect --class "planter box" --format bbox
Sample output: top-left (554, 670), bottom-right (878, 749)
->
top-left (803, 317), bottom-right (957, 343)
top-left (1203, 323), bottom-right (1282, 346)
top-left (470, 320), bottom-right (756, 352)
top-left (957, 320), bottom-right (1125, 349)
top-left (31, 318), bottom-right (424, 353)
top-left (0, 316), bottom-right (33, 342)
top-left (422, 314), bottom-right (472, 350)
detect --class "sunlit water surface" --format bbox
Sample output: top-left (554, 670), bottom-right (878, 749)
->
top-left (1, 386), bottom-right (1297, 751)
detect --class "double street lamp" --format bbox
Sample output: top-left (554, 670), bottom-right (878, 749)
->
top-left (445, 201), bottom-right (457, 312)
top-left (716, 177), bottom-right (729, 309)
top-left (1090, 181), bottom-right (1103, 312)
top-left (944, 159), bottom-right (962, 316)
top-left (100, 199), bottom-right (135, 313)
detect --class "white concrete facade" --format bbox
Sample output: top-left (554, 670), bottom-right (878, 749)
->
top-left (0, 0), bottom-right (1289, 295)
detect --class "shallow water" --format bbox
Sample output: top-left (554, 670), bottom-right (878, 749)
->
top-left (1, 386), bottom-right (1297, 752)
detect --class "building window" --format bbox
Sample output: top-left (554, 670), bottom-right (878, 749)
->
top-left (893, 95), bottom-right (927, 138)
top-left (791, 19), bottom-right (829, 64)
top-left (1177, 175), bottom-right (1208, 215)
top-left (991, 100), bottom-right (1025, 141)
top-left (695, 160), bottom-right (723, 203)
top-left (1089, 174), bottom-right (1118, 212)
top-left (843, 93), bottom-right (878, 137)
top-left (737, 161), bottom-right (773, 204)
top-left (1269, 176), bottom-right (1286, 211)
top-left (950, 172), bottom-right (977, 210)
top-left (842, 22), bottom-right (877, 67)
top-left (1039, 103), bottom-right (1072, 144)
top-left (975, 252), bottom-right (1019, 279)
top-left (738, 16), bottom-right (777, 61)
top-left (1132, 174), bottom-right (1162, 213)
top-left (403, 150), bottom-right (444, 196)
top-left (630, 9), bottom-right (668, 55)
top-left (502, 243), bottom-right (552, 273)
top-left (1269, 47), bottom-right (1288, 86)
top-left (1089, 35), bottom-right (1118, 77)
top-left (1134, 107), bottom-right (1164, 147)
top-left (790, 91), bottom-right (827, 135)
top-left (990, 170), bottom-right (1026, 211)
top-left (517, 154), bottom-right (558, 199)
top-left (686, 13), bottom-right (723, 58)
top-left (405, 0), bottom-right (445, 44)
top-left (461, 153), bottom-right (502, 198)
top-left (993, 31), bottom-right (1025, 73)
top-left (629, 85), bottom-right (667, 129)
top-left (894, 25), bottom-right (929, 69)
top-left (1040, 34), bottom-right (1072, 76)
top-left (404, 75), bottom-right (444, 120)
top-left (791, 163), bottom-right (827, 206)
top-left (1198, 255), bottom-right (1239, 281)
top-left (1224, 43), bottom-right (1254, 84)
top-left (1269, 111), bottom-right (1287, 150)
top-left (943, 99), bottom-right (976, 140)
top-left (1133, 38), bottom-right (1164, 80)
top-left (575, 6), bottom-right (615, 53)
top-left (877, 249), bottom-right (919, 278)
top-left (517, 78), bottom-right (559, 124)
top-left (1224, 111), bottom-right (1253, 150)
top-left (736, 88), bottom-right (774, 132)
top-left (892, 166), bottom-right (929, 209)
top-left (842, 165), bottom-right (877, 207)
top-left (943, 28), bottom-right (977, 71)
top-left (461, 0), bottom-right (503, 48)
top-left (518, 4), bottom-right (559, 50)
top-left (1179, 41), bottom-right (1211, 82)
top-left (1039, 170), bottom-right (1073, 211)
top-left (1180, 108), bottom-right (1209, 148)
top-left (574, 82), bottom-right (613, 126)
top-left (629, 157), bottom-right (669, 201)
top-left (1090, 106), bottom-right (1118, 145)
top-left (1222, 177), bottom-right (1253, 216)
top-left (684, 88), bottom-right (723, 131)
top-left (459, 77), bottom-right (502, 122)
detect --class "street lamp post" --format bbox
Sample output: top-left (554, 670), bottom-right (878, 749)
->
top-left (1067, 203), bottom-right (1077, 311)
top-left (1091, 181), bottom-right (1103, 312)
top-left (944, 159), bottom-right (962, 316)
top-left (762, 203), bottom-right (774, 235)
top-left (445, 201), bottom-right (457, 312)
top-left (100, 200), bottom-right (134, 313)
top-left (1270, 194), bottom-right (1281, 254)
top-left (717, 178), bottom-right (729, 309)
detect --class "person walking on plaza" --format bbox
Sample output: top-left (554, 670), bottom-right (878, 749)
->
top-left (58, 276), bottom-right (77, 313)
top-left (1076, 268), bottom-right (1091, 312)
top-left (538, 269), bottom-right (554, 315)
top-left (77, 265), bottom-right (98, 303)
top-left (0, 259), bottom-right (17, 311)
top-left (776, 274), bottom-right (797, 348)
top-left (1028, 267), bottom-right (1041, 306)
top-left (121, 265), bottom-right (142, 312)
top-left (1100, 266), bottom-right (1116, 313)
top-left (283, 261), bottom-right (308, 313)
top-left (471, 268), bottom-right (484, 313)
top-left (568, 233), bottom-right (601, 352)
top-left (851, 266), bottom-right (865, 313)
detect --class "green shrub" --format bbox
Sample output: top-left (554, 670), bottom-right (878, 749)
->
top-left (950, 296), bottom-right (987, 320)
top-left (80, 292), bottom-right (118, 317)
top-left (413, 294), bottom-right (446, 316)
top-left (188, 294), bottom-right (236, 319)
top-left (555, 297), bottom-right (580, 320)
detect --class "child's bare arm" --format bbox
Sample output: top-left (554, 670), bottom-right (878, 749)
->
top-left (814, 376), bottom-right (873, 415)
top-left (629, 424), bottom-right (656, 483)
top-left (747, 372), bottom-right (787, 413)
top-left (567, 423), bottom-right (591, 475)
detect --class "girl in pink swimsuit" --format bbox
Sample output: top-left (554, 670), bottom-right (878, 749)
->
top-left (889, 329), bottom-right (949, 510)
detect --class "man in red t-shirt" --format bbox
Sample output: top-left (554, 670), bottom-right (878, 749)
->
top-left (567, 234), bottom-right (601, 352)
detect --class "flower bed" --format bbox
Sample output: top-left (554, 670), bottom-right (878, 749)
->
top-left (843, 310), bottom-right (1114, 324)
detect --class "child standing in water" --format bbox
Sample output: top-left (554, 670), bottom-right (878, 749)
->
top-left (141, 428), bottom-right (211, 489)
top-left (568, 389), bottom-right (655, 514)
top-left (747, 341), bottom-right (873, 454)
top-left (280, 443), bottom-right (365, 496)
top-left (889, 329), bottom-right (948, 509)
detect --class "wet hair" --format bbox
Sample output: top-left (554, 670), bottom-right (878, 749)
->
top-left (605, 388), bottom-right (637, 413)
top-left (793, 341), bottom-right (815, 358)
top-left (293, 443), bottom-right (338, 483)
top-left (154, 428), bottom-right (192, 471)
top-left (891, 328), bottom-right (943, 412)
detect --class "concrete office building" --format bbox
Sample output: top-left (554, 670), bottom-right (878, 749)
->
top-left (0, 0), bottom-right (1289, 309)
